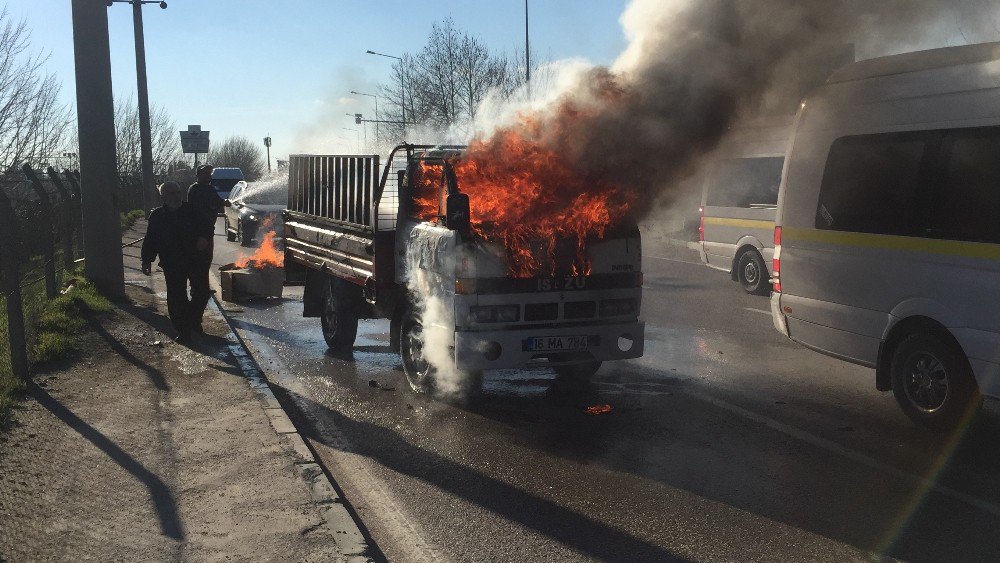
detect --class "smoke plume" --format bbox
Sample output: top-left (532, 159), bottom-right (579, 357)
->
top-left (467, 0), bottom-right (1000, 218)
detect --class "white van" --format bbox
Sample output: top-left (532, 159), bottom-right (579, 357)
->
top-left (771, 42), bottom-right (1000, 428)
top-left (699, 117), bottom-right (791, 294)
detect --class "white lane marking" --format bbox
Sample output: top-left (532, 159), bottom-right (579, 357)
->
top-left (743, 307), bottom-right (772, 316)
top-left (685, 388), bottom-right (1000, 517)
top-left (644, 254), bottom-right (702, 266)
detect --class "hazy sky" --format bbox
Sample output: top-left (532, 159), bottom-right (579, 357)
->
top-left (6, 0), bottom-right (630, 161)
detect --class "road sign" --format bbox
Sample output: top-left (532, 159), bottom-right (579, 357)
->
top-left (180, 124), bottom-right (209, 154)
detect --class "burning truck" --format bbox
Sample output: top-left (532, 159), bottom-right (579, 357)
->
top-left (282, 143), bottom-right (644, 394)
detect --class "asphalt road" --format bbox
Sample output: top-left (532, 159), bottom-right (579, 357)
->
top-left (212, 222), bottom-right (1000, 562)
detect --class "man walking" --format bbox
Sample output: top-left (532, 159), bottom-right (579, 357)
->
top-left (141, 182), bottom-right (199, 342)
top-left (187, 164), bottom-right (224, 332)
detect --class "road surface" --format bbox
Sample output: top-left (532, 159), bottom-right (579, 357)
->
top-left (212, 223), bottom-right (1000, 562)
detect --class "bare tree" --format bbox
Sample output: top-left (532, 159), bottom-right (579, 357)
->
top-left (114, 96), bottom-right (179, 183)
top-left (208, 136), bottom-right (265, 181)
top-left (0, 10), bottom-right (72, 177)
top-left (377, 18), bottom-right (531, 142)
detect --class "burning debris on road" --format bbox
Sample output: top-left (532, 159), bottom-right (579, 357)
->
top-left (221, 226), bottom-right (285, 302)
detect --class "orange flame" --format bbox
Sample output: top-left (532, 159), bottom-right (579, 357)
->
top-left (411, 115), bottom-right (635, 277)
top-left (585, 404), bottom-right (613, 415)
top-left (235, 230), bottom-right (284, 269)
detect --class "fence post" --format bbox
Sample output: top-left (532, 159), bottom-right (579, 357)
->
top-left (47, 167), bottom-right (76, 271)
top-left (22, 164), bottom-right (58, 298)
top-left (0, 188), bottom-right (29, 381)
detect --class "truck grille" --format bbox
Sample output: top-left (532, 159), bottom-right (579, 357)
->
top-left (524, 302), bottom-right (558, 321)
top-left (564, 301), bottom-right (597, 319)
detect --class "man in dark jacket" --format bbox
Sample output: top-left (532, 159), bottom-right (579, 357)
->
top-left (186, 164), bottom-right (224, 332)
top-left (141, 181), bottom-right (200, 342)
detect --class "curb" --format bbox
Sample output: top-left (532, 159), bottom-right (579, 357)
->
top-left (206, 295), bottom-right (373, 561)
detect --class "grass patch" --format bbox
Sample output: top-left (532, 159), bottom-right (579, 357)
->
top-left (1, 273), bottom-right (113, 430)
top-left (30, 276), bottom-right (113, 363)
top-left (121, 209), bottom-right (145, 232)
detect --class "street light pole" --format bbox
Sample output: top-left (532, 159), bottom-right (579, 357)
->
top-left (366, 50), bottom-right (405, 129)
top-left (109, 0), bottom-right (167, 213)
top-left (351, 90), bottom-right (379, 151)
top-left (342, 128), bottom-right (360, 153)
top-left (263, 135), bottom-right (272, 172)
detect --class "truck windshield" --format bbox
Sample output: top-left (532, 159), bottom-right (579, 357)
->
top-left (408, 161), bottom-right (445, 221)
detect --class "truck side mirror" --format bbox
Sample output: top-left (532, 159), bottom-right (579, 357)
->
top-left (445, 193), bottom-right (470, 233)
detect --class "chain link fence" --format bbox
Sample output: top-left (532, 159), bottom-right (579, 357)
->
top-left (0, 166), bottom-right (146, 425)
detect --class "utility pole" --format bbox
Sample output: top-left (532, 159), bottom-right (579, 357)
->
top-left (525, 0), bottom-right (530, 94)
top-left (71, 0), bottom-right (124, 298)
top-left (110, 0), bottom-right (167, 212)
top-left (351, 91), bottom-right (379, 151)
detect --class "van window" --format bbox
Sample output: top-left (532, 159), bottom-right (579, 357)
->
top-left (705, 157), bottom-right (783, 208)
top-left (815, 132), bottom-right (931, 236)
top-left (933, 129), bottom-right (1000, 244)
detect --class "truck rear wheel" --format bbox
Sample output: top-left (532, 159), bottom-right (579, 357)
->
top-left (321, 280), bottom-right (358, 351)
top-left (400, 313), bottom-right (434, 393)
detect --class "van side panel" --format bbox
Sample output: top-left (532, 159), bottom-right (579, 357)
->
top-left (702, 206), bottom-right (775, 273)
top-left (776, 76), bottom-right (1000, 393)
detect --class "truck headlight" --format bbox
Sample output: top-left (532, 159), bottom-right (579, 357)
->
top-left (470, 305), bottom-right (520, 323)
top-left (599, 298), bottom-right (637, 317)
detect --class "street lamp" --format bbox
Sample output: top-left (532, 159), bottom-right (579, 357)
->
top-left (263, 136), bottom-right (272, 173)
top-left (366, 50), bottom-right (406, 126)
top-left (350, 90), bottom-right (379, 150)
top-left (107, 0), bottom-right (168, 213)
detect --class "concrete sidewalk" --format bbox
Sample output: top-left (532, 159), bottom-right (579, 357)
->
top-left (0, 221), bottom-right (356, 561)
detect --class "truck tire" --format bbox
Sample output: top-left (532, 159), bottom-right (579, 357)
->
top-left (400, 313), bottom-right (434, 393)
top-left (891, 332), bottom-right (981, 430)
top-left (320, 279), bottom-right (358, 351)
top-left (737, 249), bottom-right (769, 295)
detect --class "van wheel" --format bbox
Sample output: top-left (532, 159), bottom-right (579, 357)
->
top-left (320, 280), bottom-right (358, 351)
top-left (890, 332), bottom-right (981, 430)
top-left (225, 219), bottom-right (236, 242)
top-left (400, 313), bottom-right (434, 393)
top-left (737, 250), bottom-right (769, 295)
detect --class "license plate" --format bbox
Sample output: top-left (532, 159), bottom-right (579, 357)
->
top-left (523, 335), bottom-right (597, 352)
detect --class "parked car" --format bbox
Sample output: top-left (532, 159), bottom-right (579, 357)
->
top-left (770, 41), bottom-right (1000, 429)
top-left (699, 116), bottom-right (791, 294)
top-left (211, 167), bottom-right (245, 214)
top-left (224, 179), bottom-right (285, 247)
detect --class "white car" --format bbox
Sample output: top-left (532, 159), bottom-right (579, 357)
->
top-left (224, 181), bottom-right (285, 247)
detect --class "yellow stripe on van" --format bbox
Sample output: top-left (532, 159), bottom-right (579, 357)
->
top-left (703, 217), bottom-right (775, 230)
top-left (782, 227), bottom-right (1000, 260)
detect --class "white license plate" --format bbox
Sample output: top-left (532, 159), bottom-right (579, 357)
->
top-left (525, 335), bottom-right (593, 352)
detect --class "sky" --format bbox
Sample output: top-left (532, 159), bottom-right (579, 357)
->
top-left (5, 0), bottom-right (630, 162)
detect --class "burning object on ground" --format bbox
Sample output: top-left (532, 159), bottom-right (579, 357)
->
top-left (220, 231), bottom-right (284, 302)
top-left (585, 404), bottom-right (614, 415)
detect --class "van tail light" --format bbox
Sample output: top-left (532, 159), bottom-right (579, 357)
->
top-left (772, 226), bottom-right (782, 293)
top-left (698, 207), bottom-right (705, 242)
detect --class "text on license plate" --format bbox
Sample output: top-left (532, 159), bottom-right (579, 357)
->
top-left (523, 335), bottom-right (599, 352)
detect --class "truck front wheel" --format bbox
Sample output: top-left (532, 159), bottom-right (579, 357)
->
top-left (552, 360), bottom-right (602, 393)
top-left (400, 314), bottom-right (434, 393)
top-left (321, 280), bottom-right (358, 351)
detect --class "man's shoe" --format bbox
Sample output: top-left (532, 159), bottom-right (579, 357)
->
top-left (175, 331), bottom-right (192, 343)
top-left (191, 324), bottom-right (204, 334)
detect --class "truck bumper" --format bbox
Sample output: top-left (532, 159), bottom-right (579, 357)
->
top-left (454, 321), bottom-right (645, 371)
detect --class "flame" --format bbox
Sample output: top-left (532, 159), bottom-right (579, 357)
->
top-left (585, 404), bottom-right (613, 415)
top-left (411, 111), bottom-right (636, 278)
top-left (235, 229), bottom-right (284, 269)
